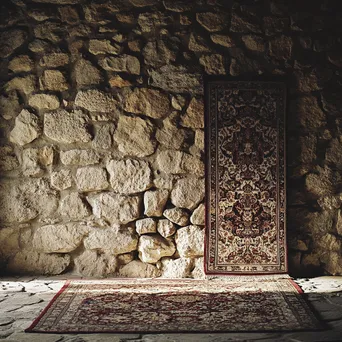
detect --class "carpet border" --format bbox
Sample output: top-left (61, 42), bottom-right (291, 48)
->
top-left (25, 280), bottom-right (71, 333)
top-left (203, 78), bottom-right (288, 275)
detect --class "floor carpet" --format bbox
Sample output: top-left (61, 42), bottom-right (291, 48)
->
top-left (26, 278), bottom-right (322, 333)
top-left (205, 80), bottom-right (287, 275)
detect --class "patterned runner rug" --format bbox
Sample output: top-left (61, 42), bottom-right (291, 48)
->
top-left (26, 278), bottom-right (321, 333)
top-left (205, 81), bottom-right (287, 275)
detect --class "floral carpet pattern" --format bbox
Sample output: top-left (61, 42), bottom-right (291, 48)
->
top-left (205, 81), bottom-right (287, 274)
top-left (26, 278), bottom-right (321, 333)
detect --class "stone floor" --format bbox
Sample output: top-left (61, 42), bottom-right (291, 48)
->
top-left (1, 276), bottom-right (342, 342)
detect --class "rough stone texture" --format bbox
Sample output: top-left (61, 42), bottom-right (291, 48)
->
top-left (87, 193), bottom-right (141, 224)
top-left (188, 33), bottom-right (210, 52)
top-left (8, 55), bottom-right (34, 72)
top-left (74, 59), bottom-right (103, 86)
top-left (123, 88), bottom-right (170, 119)
top-left (119, 260), bottom-right (161, 277)
top-left (84, 226), bottom-right (138, 254)
top-left (5, 75), bottom-right (37, 95)
top-left (74, 89), bottom-right (117, 113)
top-left (157, 219), bottom-right (176, 238)
top-left (92, 123), bottom-right (115, 150)
top-left (74, 250), bottom-right (117, 277)
top-left (109, 75), bottom-right (132, 88)
top-left (144, 189), bottom-right (169, 217)
top-left (211, 34), bottom-right (235, 47)
top-left (107, 159), bottom-right (152, 194)
top-left (242, 35), bottom-right (265, 52)
top-left (163, 207), bottom-right (189, 226)
top-left (39, 53), bottom-right (69, 68)
top-left (171, 177), bottom-right (205, 210)
top-left (156, 116), bottom-right (186, 150)
top-left (0, 178), bottom-right (59, 224)
top-left (161, 257), bottom-right (193, 278)
top-left (136, 218), bottom-right (157, 235)
top-left (269, 35), bottom-right (293, 60)
top-left (60, 149), bottom-right (99, 166)
top-left (181, 98), bottom-right (204, 129)
top-left (0, 91), bottom-right (21, 120)
top-left (39, 70), bottom-right (69, 91)
top-left (51, 169), bottom-right (72, 190)
top-left (60, 193), bottom-right (90, 220)
top-left (326, 139), bottom-right (342, 170)
top-left (150, 65), bottom-right (203, 94)
top-left (21, 146), bottom-right (54, 177)
top-left (89, 39), bottom-right (121, 55)
top-left (0, 29), bottom-right (27, 58)
top-left (10, 109), bottom-right (41, 146)
top-left (190, 203), bottom-right (205, 226)
top-left (156, 150), bottom-right (204, 176)
top-left (44, 110), bottom-right (91, 143)
top-left (32, 223), bottom-right (88, 253)
top-left (138, 235), bottom-right (176, 263)
top-left (7, 250), bottom-right (70, 275)
top-left (75, 166), bottom-right (109, 192)
top-left (192, 256), bottom-right (205, 278)
top-left (296, 96), bottom-right (326, 129)
top-left (114, 115), bottom-right (155, 157)
top-left (99, 55), bottom-right (140, 75)
top-left (175, 225), bottom-right (205, 257)
top-left (28, 94), bottom-right (60, 111)
top-left (199, 54), bottom-right (226, 75)
top-left (0, 146), bottom-right (19, 172)
top-left (196, 13), bottom-right (227, 32)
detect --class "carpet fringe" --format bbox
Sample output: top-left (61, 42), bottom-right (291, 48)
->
top-left (205, 274), bottom-right (291, 281)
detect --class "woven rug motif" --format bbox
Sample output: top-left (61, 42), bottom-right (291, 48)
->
top-left (26, 279), bottom-right (321, 333)
top-left (205, 81), bottom-right (287, 274)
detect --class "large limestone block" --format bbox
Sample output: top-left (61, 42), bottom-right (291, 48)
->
top-left (190, 203), bottom-right (205, 226)
top-left (75, 166), bottom-right (109, 192)
top-left (114, 115), bottom-right (155, 157)
top-left (156, 116), bottom-right (186, 150)
top-left (60, 149), bottom-right (99, 166)
top-left (0, 178), bottom-right (59, 224)
top-left (138, 235), bottom-right (176, 263)
top-left (21, 146), bottom-right (54, 177)
top-left (123, 88), bottom-right (170, 119)
top-left (39, 70), bottom-right (69, 91)
top-left (144, 189), bottom-right (169, 217)
top-left (199, 54), bottom-right (226, 75)
top-left (74, 89), bottom-right (117, 113)
top-left (181, 98), bottom-right (204, 129)
top-left (39, 52), bottom-right (69, 67)
top-left (163, 207), bottom-right (189, 226)
top-left (7, 250), bottom-right (70, 275)
top-left (32, 222), bottom-right (88, 253)
top-left (0, 29), bottom-right (27, 58)
top-left (28, 94), bottom-right (60, 111)
top-left (156, 149), bottom-right (204, 176)
top-left (157, 219), bottom-right (176, 238)
top-left (175, 225), bottom-right (204, 257)
top-left (44, 110), bottom-right (91, 143)
top-left (84, 225), bottom-right (138, 254)
top-left (99, 55), bottom-right (140, 74)
top-left (9, 55), bottom-right (34, 72)
top-left (92, 123), bottom-right (115, 150)
top-left (119, 260), bottom-right (161, 278)
top-left (51, 169), bottom-right (72, 190)
top-left (161, 257), bottom-right (193, 278)
top-left (10, 109), bottom-right (40, 146)
top-left (192, 257), bottom-right (205, 279)
top-left (74, 59), bottom-right (103, 86)
top-left (5, 75), bottom-right (37, 95)
top-left (136, 218), bottom-right (157, 235)
top-left (74, 250), bottom-right (117, 277)
top-left (87, 192), bottom-right (141, 224)
top-left (60, 192), bottom-right (90, 220)
top-left (171, 177), bottom-right (205, 210)
top-left (107, 159), bottom-right (152, 194)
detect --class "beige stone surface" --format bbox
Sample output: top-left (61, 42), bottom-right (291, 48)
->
top-left (136, 218), bottom-right (157, 235)
top-left (175, 225), bottom-right (205, 257)
top-left (163, 207), bottom-right (189, 226)
top-left (181, 98), bottom-right (204, 129)
top-left (60, 192), bottom-right (90, 220)
top-left (196, 12), bottom-right (227, 32)
top-left (39, 70), bottom-right (69, 91)
top-left (32, 223), bottom-right (88, 253)
top-left (60, 149), bottom-right (99, 166)
top-left (28, 94), bottom-right (60, 111)
top-left (138, 235), bottom-right (176, 263)
top-left (8, 55), bottom-right (34, 72)
top-left (161, 257), bottom-right (193, 278)
top-left (114, 115), bottom-right (156, 157)
top-left (144, 189), bottom-right (169, 217)
top-left (10, 109), bottom-right (40, 146)
top-left (190, 203), bottom-right (205, 226)
top-left (157, 219), bottom-right (176, 238)
top-left (99, 55), bottom-right (140, 74)
top-left (75, 166), bottom-right (109, 192)
top-left (84, 225), bottom-right (138, 254)
top-left (119, 260), bottom-right (161, 277)
top-left (87, 192), bottom-right (141, 224)
top-left (75, 89), bottom-right (117, 113)
top-left (89, 39), bottom-right (121, 55)
top-left (50, 169), bottom-right (72, 190)
top-left (74, 58), bottom-right (103, 86)
top-left (107, 159), bottom-right (152, 194)
top-left (5, 75), bottom-right (37, 95)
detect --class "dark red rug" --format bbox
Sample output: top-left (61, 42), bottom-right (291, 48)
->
top-left (205, 81), bottom-right (287, 275)
top-left (25, 278), bottom-right (321, 333)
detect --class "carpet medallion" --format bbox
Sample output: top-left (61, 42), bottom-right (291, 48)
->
top-left (26, 278), bottom-right (321, 333)
top-left (205, 81), bottom-right (287, 275)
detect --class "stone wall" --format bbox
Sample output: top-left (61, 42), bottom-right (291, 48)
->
top-left (0, 0), bottom-right (341, 277)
